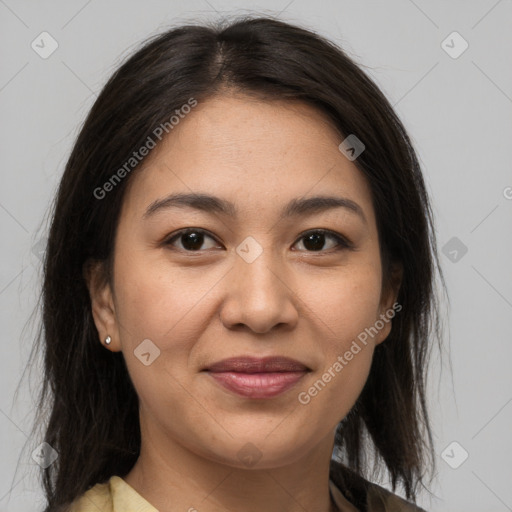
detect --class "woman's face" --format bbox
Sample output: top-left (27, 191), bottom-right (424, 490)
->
top-left (89, 93), bottom-right (400, 469)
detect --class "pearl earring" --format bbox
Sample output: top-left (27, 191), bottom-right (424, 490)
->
top-left (105, 335), bottom-right (112, 345)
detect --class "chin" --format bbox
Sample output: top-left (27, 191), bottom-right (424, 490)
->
top-left (196, 434), bottom-right (317, 470)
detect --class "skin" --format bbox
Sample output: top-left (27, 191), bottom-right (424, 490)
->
top-left (87, 92), bottom-right (402, 512)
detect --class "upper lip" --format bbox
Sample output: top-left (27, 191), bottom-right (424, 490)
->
top-left (204, 356), bottom-right (310, 373)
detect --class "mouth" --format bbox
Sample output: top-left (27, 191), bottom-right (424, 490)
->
top-left (202, 356), bottom-right (311, 399)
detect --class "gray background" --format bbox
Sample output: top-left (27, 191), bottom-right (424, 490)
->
top-left (1, 1), bottom-right (511, 511)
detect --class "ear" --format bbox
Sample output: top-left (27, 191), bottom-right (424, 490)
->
top-left (374, 260), bottom-right (403, 346)
top-left (83, 259), bottom-right (121, 352)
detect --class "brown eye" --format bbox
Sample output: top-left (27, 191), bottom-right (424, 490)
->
top-left (165, 229), bottom-right (220, 252)
top-left (293, 230), bottom-right (351, 252)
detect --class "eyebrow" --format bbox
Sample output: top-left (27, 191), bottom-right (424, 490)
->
top-left (143, 193), bottom-right (367, 224)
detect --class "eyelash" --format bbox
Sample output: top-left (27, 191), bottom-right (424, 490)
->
top-left (163, 228), bottom-right (353, 254)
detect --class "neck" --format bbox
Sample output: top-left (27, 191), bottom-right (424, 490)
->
top-left (124, 421), bottom-right (341, 512)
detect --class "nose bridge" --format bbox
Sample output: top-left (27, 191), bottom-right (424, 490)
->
top-left (220, 235), bottom-right (297, 333)
top-left (235, 234), bottom-right (283, 301)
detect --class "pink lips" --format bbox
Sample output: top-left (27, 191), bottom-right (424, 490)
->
top-left (203, 357), bottom-right (309, 399)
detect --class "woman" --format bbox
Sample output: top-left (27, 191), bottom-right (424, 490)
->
top-left (31, 15), bottom-right (445, 512)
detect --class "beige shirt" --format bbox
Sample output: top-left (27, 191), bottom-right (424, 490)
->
top-left (69, 476), bottom-right (356, 511)
top-left (69, 472), bottom-right (426, 512)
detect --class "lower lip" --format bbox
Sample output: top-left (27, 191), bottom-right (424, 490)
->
top-left (206, 371), bottom-right (307, 399)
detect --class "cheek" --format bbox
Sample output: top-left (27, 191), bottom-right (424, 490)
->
top-left (303, 263), bottom-right (383, 339)
top-left (112, 249), bottom-right (227, 382)
top-left (111, 254), bottom-right (211, 417)
top-left (313, 346), bottom-right (374, 432)
top-left (113, 250), bottom-right (201, 339)
top-left (301, 265), bottom-right (381, 396)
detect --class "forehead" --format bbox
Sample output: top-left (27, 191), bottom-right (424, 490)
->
top-left (120, 94), bottom-right (376, 226)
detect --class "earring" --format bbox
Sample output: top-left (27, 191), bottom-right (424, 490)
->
top-left (105, 335), bottom-right (112, 345)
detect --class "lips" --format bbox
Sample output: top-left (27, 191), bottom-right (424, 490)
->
top-left (205, 356), bottom-right (309, 373)
top-left (203, 356), bottom-right (310, 399)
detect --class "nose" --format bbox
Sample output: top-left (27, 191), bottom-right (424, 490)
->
top-left (219, 248), bottom-right (299, 334)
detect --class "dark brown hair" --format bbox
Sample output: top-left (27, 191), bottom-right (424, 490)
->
top-left (26, 15), bottom-right (446, 511)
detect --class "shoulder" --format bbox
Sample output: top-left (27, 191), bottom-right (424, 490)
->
top-left (68, 475), bottom-right (158, 512)
top-left (68, 480), bottom-right (113, 512)
top-left (329, 459), bottom-right (427, 512)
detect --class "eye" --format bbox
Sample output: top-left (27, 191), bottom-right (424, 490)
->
top-left (164, 228), bottom-right (220, 252)
top-left (292, 229), bottom-right (351, 253)
top-left (164, 228), bottom-right (352, 253)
